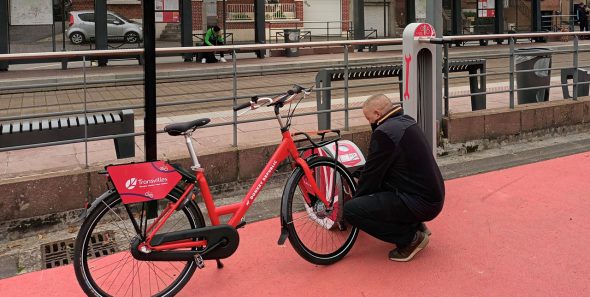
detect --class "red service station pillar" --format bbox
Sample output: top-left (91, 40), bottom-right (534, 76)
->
top-left (402, 23), bottom-right (438, 156)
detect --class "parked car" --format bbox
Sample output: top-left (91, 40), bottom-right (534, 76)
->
top-left (66, 10), bottom-right (143, 45)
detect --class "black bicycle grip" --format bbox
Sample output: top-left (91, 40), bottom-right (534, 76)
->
top-left (233, 101), bottom-right (251, 111)
top-left (291, 85), bottom-right (304, 94)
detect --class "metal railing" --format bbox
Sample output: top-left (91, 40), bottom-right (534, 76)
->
top-left (267, 21), bottom-right (351, 43)
top-left (3, 30), bottom-right (590, 176)
top-left (428, 31), bottom-right (590, 116)
top-left (541, 14), bottom-right (576, 32)
top-left (227, 3), bottom-right (297, 21)
top-left (0, 38), bottom-right (403, 166)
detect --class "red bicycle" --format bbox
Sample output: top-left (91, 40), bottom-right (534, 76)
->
top-left (73, 85), bottom-right (359, 297)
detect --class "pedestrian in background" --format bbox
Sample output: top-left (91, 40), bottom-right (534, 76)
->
top-left (577, 2), bottom-right (588, 34)
top-left (201, 26), bottom-right (227, 63)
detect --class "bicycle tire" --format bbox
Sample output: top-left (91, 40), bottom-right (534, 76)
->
top-left (74, 190), bottom-right (205, 297)
top-left (282, 156), bottom-right (358, 265)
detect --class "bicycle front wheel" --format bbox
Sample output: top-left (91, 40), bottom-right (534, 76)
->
top-left (74, 190), bottom-right (205, 297)
top-left (282, 156), bottom-right (358, 265)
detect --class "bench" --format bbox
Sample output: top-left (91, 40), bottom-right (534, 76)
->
top-left (561, 67), bottom-right (590, 99)
top-left (0, 109), bottom-right (135, 159)
top-left (314, 59), bottom-right (486, 129)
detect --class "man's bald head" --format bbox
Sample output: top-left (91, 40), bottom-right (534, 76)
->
top-left (363, 94), bottom-right (394, 124)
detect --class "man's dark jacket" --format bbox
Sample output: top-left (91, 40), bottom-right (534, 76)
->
top-left (355, 107), bottom-right (445, 221)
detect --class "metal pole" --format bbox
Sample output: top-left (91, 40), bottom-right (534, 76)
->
top-left (143, 0), bottom-right (157, 161)
top-left (573, 34), bottom-right (579, 100)
top-left (406, 0), bottom-right (416, 24)
top-left (443, 43), bottom-right (450, 117)
top-left (52, 22), bottom-right (56, 52)
top-left (232, 49), bottom-right (238, 147)
top-left (61, 1), bottom-right (68, 70)
top-left (0, 0), bottom-right (9, 71)
top-left (327, 22), bottom-right (330, 41)
top-left (94, 0), bottom-right (108, 66)
top-left (223, 0), bottom-right (227, 40)
top-left (254, 0), bottom-right (266, 58)
top-left (143, 0), bottom-right (158, 219)
top-left (181, 0), bottom-right (194, 62)
top-left (532, 0), bottom-right (541, 33)
top-left (509, 37), bottom-right (515, 109)
top-left (384, 0), bottom-right (388, 36)
top-left (344, 45), bottom-right (349, 130)
top-left (494, 0), bottom-right (504, 43)
top-left (451, 0), bottom-right (461, 37)
top-left (83, 55), bottom-right (88, 168)
top-left (353, 0), bottom-right (365, 50)
top-left (62, 1), bottom-right (67, 51)
top-left (427, 0), bottom-right (443, 121)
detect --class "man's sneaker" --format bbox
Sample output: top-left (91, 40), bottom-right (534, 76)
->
top-left (389, 231), bottom-right (429, 262)
top-left (419, 222), bottom-right (432, 236)
top-left (201, 58), bottom-right (206, 64)
top-left (220, 57), bottom-right (227, 63)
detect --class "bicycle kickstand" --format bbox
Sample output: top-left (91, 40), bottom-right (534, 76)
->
top-left (216, 259), bottom-right (224, 269)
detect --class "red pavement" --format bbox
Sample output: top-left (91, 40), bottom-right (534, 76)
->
top-left (1, 152), bottom-right (589, 297)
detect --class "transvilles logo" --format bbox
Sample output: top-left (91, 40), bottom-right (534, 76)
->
top-left (125, 178), bottom-right (138, 190)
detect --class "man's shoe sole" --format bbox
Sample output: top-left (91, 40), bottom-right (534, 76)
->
top-left (389, 233), bottom-right (429, 262)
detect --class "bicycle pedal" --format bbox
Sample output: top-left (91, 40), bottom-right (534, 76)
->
top-left (194, 254), bottom-right (205, 269)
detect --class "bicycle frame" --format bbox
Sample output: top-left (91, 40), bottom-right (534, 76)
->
top-left (143, 128), bottom-right (330, 252)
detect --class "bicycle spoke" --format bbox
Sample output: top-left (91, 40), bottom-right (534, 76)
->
top-left (77, 194), bottom-right (200, 297)
top-left (95, 253), bottom-right (132, 283)
top-left (103, 256), bottom-right (133, 292)
top-left (286, 159), bottom-right (358, 263)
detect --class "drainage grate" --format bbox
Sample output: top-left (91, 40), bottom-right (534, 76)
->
top-left (86, 231), bottom-right (119, 259)
top-left (41, 238), bottom-right (75, 269)
top-left (41, 231), bottom-right (118, 269)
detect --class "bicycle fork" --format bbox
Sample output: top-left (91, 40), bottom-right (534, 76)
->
top-left (277, 158), bottom-right (334, 245)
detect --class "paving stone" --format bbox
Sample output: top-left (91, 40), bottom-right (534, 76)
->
top-left (0, 255), bottom-right (19, 279)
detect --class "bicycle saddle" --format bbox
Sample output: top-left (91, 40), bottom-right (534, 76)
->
top-left (164, 118), bottom-right (211, 136)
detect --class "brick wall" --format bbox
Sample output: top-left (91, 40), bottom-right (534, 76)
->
top-left (295, 0), bottom-right (303, 22)
top-left (193, 1), bottom-right (203, 31)
top-left (342, 0), bottom-right (350, 31)
top-left (71, 0), bottom-right (143, 19)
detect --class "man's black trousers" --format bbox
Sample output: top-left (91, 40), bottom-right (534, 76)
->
top-left (580, 21), bottom-right (588, 32)
top-left (343, 192), bottom-right (420, 247)
top-left (202, 39), bottom-right (225, 63)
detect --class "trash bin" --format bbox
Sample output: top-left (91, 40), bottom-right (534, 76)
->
top-left (284, 29), bottom-right (300, 57)
top-left (515, 48), bottom-right (553, 104)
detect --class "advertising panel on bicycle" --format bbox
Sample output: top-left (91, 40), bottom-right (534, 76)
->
top-left (107, 161), bottom-right (182, 204)
top-left (323, 140), bottom-right (366, 168)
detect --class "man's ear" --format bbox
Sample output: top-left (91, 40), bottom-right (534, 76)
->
top-left (374, 109), bottom-right (381, 118)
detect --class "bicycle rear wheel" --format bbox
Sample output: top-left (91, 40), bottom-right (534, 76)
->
top-left (74, 190), bottom-right (205, 297)
top-left (282, 156), bottom-right (358, 265)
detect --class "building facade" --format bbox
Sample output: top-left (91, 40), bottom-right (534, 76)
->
top-left (70, 0), bottom-right (578, 42)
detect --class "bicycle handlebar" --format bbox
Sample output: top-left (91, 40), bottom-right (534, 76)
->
top-left (233, 84), bottom-right (312, 112)
top-left (233, 101), bottom-right (252, 111)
